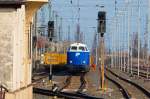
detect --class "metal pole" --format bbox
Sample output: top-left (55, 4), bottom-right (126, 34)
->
top-left (147, 0), bottom-right (150, 79)
top-left (115, 19), bottom-right (117, 68)
top-left (111, 20), bottom-right (114, 68)
top-left (55, 13), bottom-right (58, 42)
top-left (114, 0), bottom-right (117, 68)
top-left (118, 17), bottom-right (120, 69)
top-left (130, 6), bottom-right (133, 74)
top-left (118, 19), bottom-right (121, 70)
top-left (116, 17), bottom-right (118, 68)
top-left (123, 11), bottom-right (126, 72)
top-left (96, 33), bottom-right (98, 66)
top-left (137, 0), bottom-right (140, 77)
top-left (130, 33), bottom-right (133, 74)
top-left (68, 25), bottom-right (71, 42)
top-left (146, 17), bottom-right (149, 78)
top-left (121, 14), bottom-right (123, 71)
top-left (127, 1), bottom-right (130, 73)
top-left (100, 36), bottom-right (105, 90)
top-left (59, 17), bottom-right (63, 41)
top-left (116, 16), bottom-right (119, 69)
top-left (112, 21), bottom-right (115, 68)
top-left (111, 33), bottom-right (113, 68)
top-left (121, 47), bottom-right (123, 70)
top-left (48, 0), bottom-right (53, 82)
top-left (49, 64), bottom-right (53, 83)
top-left (48, 0), bottom-right (52, 20)
top-left (119, 18), bottom-right (121, 70)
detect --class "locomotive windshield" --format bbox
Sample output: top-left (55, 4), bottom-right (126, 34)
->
top-left (71, 46), bottom-right (77, 51)
top-left (69, 43), bottom-right (89, 52)
top-left (79, 46), bottom-right (87, 51)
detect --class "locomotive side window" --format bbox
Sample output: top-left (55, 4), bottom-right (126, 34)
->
top-left (79, 46), bottom-right (85, 51)
top-left (85, 47), bottom-right (88, 51)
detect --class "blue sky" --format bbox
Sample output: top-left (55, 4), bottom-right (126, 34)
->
top-left (37, 0), bottom-right (149, 51)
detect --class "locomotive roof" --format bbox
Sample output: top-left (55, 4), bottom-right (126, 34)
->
top-left (69, 43), bottom-right (90, 52)
top-left (70, 43), bottom-right (87, 47)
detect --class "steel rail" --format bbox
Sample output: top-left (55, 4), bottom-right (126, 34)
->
top-left (59, 72), bottom-right (87, 93)
top-left (106, 68), bottom-right (150, 98)
top-left (32, 73), bottom-right (49, 83)
top-left (132, 69), bottom-right (150, 79)
top-left (33, 88), bottom-right (103, 99)
top-left (59, 75), bottom-right (72, 91)
top-left (77, 73), bottom-right (87, 93)
top-left (104, 73), bottom-right (131, 99)
top-left (33, 88), bottom-right (80, 99)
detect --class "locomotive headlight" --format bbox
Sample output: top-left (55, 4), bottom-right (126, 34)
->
top-left (41, 54), bottom-right (44, 57)
top-left (70, 60), bottom-right (72, 63)
top-left (83, 61), bottom-right (86, 64)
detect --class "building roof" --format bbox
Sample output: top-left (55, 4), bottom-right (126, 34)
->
top-left (0, 0), bottom-right (25, 4)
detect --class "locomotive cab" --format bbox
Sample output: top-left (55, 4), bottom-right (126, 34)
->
top-left (67, 43), bottom-right (90, 72)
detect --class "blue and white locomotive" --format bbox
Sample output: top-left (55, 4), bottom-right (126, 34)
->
top-left (67, 43), bottom-right (90, 72)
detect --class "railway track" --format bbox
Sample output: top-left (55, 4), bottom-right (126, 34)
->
top-left (131, 69), bottom-right (150, 79)
top-left (59, 75), bottom-right (72, 91)
top-left (33, 72), bottom-right (103, 99)
top-left (32, 72), bottom-right (49, 83)
top-left (105, 73), bottom-right (130, 99)
top-left (106, 68), bottom-right (150, 99)
top-left (59, 72), bottom-right (87, 93)
top-left (77, 73), bottom-right (87, 93)
top-left (33, 87), bottom-right (103, 99)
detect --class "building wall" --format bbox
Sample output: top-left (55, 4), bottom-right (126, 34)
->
top-left (13, 5), bottom-right (25, 90)
top-left (0, 8), bottom-right (22, 91)
top-left (0, 8), bottom-right (13, 89)
top-left (0, 5), bottom-right (31, 92)
top-left (0, 1), bottom-right (48, 99)
top-left (5, 86), bottom-right (32, 99)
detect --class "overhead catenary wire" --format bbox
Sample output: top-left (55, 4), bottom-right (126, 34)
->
top-left (51, 0), bottom-right (148, 62)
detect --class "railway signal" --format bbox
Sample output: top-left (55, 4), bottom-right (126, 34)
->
top-left (48, 21), bottom-right (54, 41)
top-left (98, 11), bottom-right (106, 37)
top-left (97, 11), bottom-right (107, 91)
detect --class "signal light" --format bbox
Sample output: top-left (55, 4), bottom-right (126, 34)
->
top-left (97, 11), bottom-right (106, 36)
top-left (48, 21), bottom-right (54, 41)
